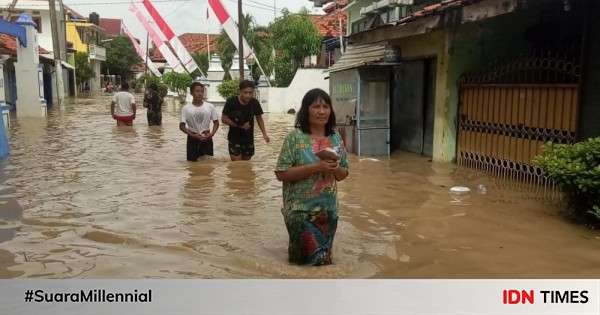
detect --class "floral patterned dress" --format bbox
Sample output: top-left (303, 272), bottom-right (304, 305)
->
top-left (276, 129), bottom-right (349, 265)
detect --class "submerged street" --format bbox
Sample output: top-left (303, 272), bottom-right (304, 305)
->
top-left (0, 95), bottom-right (599, 278)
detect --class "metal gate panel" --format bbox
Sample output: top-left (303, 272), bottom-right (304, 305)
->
top-left (458, 84), bottom-right (579, 184)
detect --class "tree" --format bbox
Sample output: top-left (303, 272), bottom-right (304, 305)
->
top-left (217, 14), bottom-right (273, 82)
top-left (136, 73), bottom-right (168, 97)
top-left (162, 72), bottom-right (193, 101)
top-left (103, 35), bottom-right (141, 80)
top-left (269, 8), bottom-right (321, 87)
top-left (217, 79), bottom-right (240, 99)
top-left (192, 52), bottom-right (210, 78)
top-left (74, 52), bottom-right (94, 89)
top-left (273, 55), bottom-right (295, 87)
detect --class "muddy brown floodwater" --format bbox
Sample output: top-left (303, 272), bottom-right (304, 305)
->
top-left (0, 95), bottom-right (599, 279)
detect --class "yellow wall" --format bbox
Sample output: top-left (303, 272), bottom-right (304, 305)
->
top-left (390, 30), bottom-right (453, 162)
top-left (66, 22), bottom-right (88, 53)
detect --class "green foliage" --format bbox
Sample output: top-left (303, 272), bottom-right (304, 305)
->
top-left (534, 137), bottom-right (600, 223)
top-left (217, 79), bottom-right (240, 99)
top-left (268, 9), bottom-right (321, 87)
top-left (74, 52), bottom-right (94, 85)
top-left (192, 52), bottom-right (210, 78)
top-left (136, 73), bottom-right (168, 97)
top-left (273, 55), bottom-right (296, 87)
top-left (217, 14), bottom-right (273, 82)
top-left (103, 36), bottom-right (141, 80)
top-left (270, 9), bottom-right (321, 66)
top-left (162, 72), bottom-right (193, 99)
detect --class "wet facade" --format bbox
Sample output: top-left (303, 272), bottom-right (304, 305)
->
top-left (0, 97), bottom-right (600, 278)
top-left (329, 0), bottom-right (600, 172)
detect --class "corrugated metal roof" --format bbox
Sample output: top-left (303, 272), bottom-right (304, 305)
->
top-left (329, 43), bottom-right (387, 73)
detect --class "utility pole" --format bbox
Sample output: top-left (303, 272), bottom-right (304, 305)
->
top-left (337, 0), bottom-right (344, 54)
top-left (48, 0), bottom-right (65, 106)
top-left (238, 0), bottom-right (244, 79)
top-left (144, 32), bottom-right (149, 85)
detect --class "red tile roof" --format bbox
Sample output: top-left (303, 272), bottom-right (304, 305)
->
top-left (0, 34), bottom-right (18, 55)
top-left (0, 34), bottom-right (49, 56)
top-left (150, 33), bottom-right (219, 62)
top-left (99, 18), bottom-right (122, 38)
top-left (310, 9), bottom-right (347, 38)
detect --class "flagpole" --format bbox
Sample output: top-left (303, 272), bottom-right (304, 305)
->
top-left (238, 0), bottom-right (244, 79)
top-left (206, 7), bottom-right (211, 62)
top-left (145, 32), bottom-right (149, 84)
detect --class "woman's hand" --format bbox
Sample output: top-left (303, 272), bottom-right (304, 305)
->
top-left (314, 160), bottom-right (339, 174)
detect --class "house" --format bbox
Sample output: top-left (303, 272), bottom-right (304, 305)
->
top-left (150, 32), bottom-right (219, 72)
top-left (65, 10), bottom-right (106, 94)
top-left (308, 0), bottom-right (348, 68)
top-left (0, 32), bottom-right (55, 108)
top-left (318, 0), bottom-right (600, 185)
top-left (0, 0), bottom-right (75, 105)
top-left (99, 18), bottom-right (122, 38)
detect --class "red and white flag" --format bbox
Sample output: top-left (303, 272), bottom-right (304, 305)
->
top-left (121, 23), bottom-right (162, 77)
top-left (129, 3), bottom-right (185, 73)
top-left (142, 0), bottom-right (201, 75)
top-left (208, 0), bottom-right (254, 60)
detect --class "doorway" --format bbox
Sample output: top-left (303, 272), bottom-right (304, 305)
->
top-left (390, 58), bottom-right (436, 156)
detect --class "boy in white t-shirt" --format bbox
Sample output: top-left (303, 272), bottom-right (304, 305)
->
top-left (179, 82), bottom-right (220, 161)
top-left (110, 82), bottom-right (136, 126)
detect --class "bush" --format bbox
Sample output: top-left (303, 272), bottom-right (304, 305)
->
top-left (273, 55), bottom-right (296, 87)
top-left (163, 72), bottom-right (193, 100)
top-left (74, 52), bottom-right (94, 86)
top-left (217, 79), bottom-right (240, 99)
top-left (534, 137), bottom-right (600, 223)
top-left (136, 74), bottom-right (168, 97)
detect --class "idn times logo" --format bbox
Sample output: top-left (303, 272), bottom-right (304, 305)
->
top-left (502, 289), bottom-right (589, 304)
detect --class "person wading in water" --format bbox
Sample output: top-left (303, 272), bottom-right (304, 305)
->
top-left (221, 80), bottom-right (270, 161)
top-left (111, 82), bottom-right (136, 126)
top-left (143, 83), bottom-right (164, 126)
top-left (275, 88), bottom-right (349, 265)
top-left (179, 82), bottom-right (220, 161)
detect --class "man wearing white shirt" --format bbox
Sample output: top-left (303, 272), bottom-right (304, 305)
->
top-left (111, 82), bottom-right (136, 126)
top-left (179, 82), bottom-right (220, 161)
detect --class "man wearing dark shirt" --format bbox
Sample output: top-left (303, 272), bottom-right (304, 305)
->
top-left (222, 80), bottom-right (270, 161)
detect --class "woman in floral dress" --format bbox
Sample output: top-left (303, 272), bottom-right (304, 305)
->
top-left (275, 88), bottom-right (349, 265)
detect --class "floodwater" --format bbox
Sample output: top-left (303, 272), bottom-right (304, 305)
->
top-left (0, 95), bottom-right (599, 279)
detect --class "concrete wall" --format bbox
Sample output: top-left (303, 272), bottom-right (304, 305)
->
top-left (346, 0), bottom-right (371, 35)
top-left (440, 8), bottom-right (540, 161)
top-left (205, 81), bottom-right (226, 106)
top-left (383, 6), bottom-right (540, 162)
top-left (90, 60), bottom-right (101, 94)
top-left (259, 68), bottom-right (329, 113)
top-left (391, 30), bottom-right (450, 161)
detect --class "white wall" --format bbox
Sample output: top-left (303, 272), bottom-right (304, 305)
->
top-left (205, 81), bottom-right (225, 105)
top-left (38, 11), bottom-right (54, 53)
top-left (259, 68), bottom-right (329, 113)
top-left (0, 1), bottom-right (59, 55)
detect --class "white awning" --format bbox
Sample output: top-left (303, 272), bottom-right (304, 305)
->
top-left (328, 43), bottom-right (387, 73)
top-left (61, 61), bottom-right (75, 70)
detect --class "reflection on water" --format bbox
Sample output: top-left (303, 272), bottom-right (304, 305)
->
top-left (0, 95), bottom-right (600, 278)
